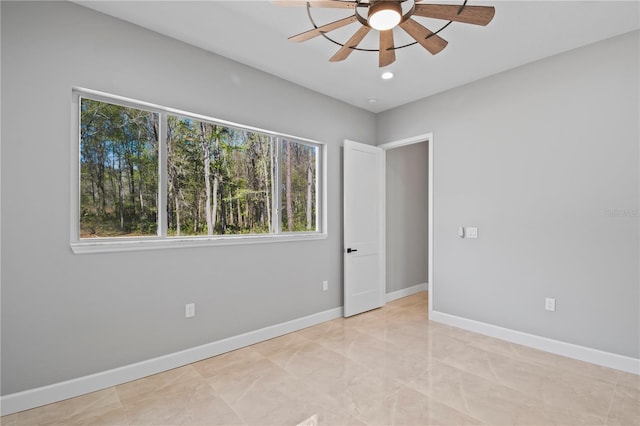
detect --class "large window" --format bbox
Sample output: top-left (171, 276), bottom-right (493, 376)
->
top-left (73, 90), bottom-right (324, 252)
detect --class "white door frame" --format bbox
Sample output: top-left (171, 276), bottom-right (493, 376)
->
top-left (379, 133), bottom-right (434, 314)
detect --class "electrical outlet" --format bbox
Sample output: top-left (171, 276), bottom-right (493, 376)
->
top-left (185, 303), bottom-right (195, 318)
top-left (466, 227), bottom-right (478, 239)
top-left (322, 280), bottom-right (328, 291)
top-left (545, 298), bottom-right (556, 312)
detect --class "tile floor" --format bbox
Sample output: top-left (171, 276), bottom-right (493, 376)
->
top-left (2, 292), bottom-right (638, 425)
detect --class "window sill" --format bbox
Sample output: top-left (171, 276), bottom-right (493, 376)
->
top-left (71, 233), bottom-right (328, 255)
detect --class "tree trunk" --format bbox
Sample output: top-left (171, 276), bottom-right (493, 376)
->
top-left (98, 160), bottom-right (106, 213)
top-left (195, 194), bottom-right (202, 234)
top-left (137, 148), bottom-right (144, 212)
top-left (167, 123), bottom-right (176, 234)
top-left (268, 139), bottom-right (277, 232)
top-left (174, 192), bottom-right (181, 236)
top-left (90, 178), bottom-right (96, 207)
top-left (245, 198), bottom-right (251, 229)
top-left (228, 196), bottom-right (234, 227)
top-left (128, 154), bottom-right (136, 216)
top-left (264, 140), bottom-right (273, 232)
top-left (285, 140), bottom-right (294, 232)
top-left (117, 153), bottom-right (125, 231)
top-left (211, 176), bottom-right (219, 234)
top-left (220, 181), bottom-right (227, 234)
top-left (306, 148), bottom-right (313, 230)
top-left (200, 122), bottom-right (214, 235)
top-left (109, 168), bottom-right (117, 219)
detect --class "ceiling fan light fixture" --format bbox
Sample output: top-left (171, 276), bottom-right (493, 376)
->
top-left (368, 1), bottom-right (402, 31)
top-left (280, 0), bottom-right (496, 68)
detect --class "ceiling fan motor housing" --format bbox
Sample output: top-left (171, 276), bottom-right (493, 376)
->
top-left (367, 1), bottom-right (403, 30)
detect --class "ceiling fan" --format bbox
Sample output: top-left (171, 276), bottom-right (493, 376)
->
top-left (276, 0), bottom-right (495, 67)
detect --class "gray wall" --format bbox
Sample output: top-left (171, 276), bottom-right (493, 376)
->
top-left (385, 143), bottom-right (428, 293)
top-left (377, 30), bottom-right (640, 358)
top-left (0, 1), bottom-right (376, 395)
top-left (2, 0), bottom-right (638, 399)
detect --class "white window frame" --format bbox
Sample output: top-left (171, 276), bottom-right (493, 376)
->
top-left (70, 88), bottom-right (327, 254)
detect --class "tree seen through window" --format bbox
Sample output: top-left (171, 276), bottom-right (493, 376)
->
top-left (78, 95), bottom-right (320, 240)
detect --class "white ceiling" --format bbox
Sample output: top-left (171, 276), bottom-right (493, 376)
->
top-left (75, 0), bottom-right (639, 113)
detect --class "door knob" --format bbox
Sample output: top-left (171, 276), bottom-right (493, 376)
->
top-left (347, 248), bottom-right (358, 253)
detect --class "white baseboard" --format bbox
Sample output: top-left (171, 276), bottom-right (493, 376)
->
top-left (386, 282), bottom-right (428, 302)
top-left (430, 311), bottom-right (640, 375)
top-left (7, 296), bottom-right (635, 416)
top-left (0, 306), bottom-right (343, 416)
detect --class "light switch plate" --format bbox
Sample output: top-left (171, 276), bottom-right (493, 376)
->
top-left (545, 298), bottom-right (556, 312)
top-left (185, 303), bottom-right (195, 318)
top-left (466, 227), bottom-right (478, 239)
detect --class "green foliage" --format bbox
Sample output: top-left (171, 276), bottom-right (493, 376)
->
top-left (80, 98), bottom-right (158, 238)
top-left (281, 140), bottom-right (317, 232)
top-left (80, 97), bottom-right (318, 239)
top-left (167, 117), bottom-right (277, 236)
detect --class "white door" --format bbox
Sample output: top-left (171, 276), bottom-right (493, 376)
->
top-left (343, 140), bottom-right (385, 317)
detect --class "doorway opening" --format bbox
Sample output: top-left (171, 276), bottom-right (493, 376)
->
top-left (380, 133), bottom-right (433, 313)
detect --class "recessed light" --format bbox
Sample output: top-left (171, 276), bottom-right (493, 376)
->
top-left (368, 97), bottom-right (378, 104)
top-left (381, 71), bottom-right (394, 80)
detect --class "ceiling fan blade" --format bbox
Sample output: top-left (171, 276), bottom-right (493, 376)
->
top-left (330, 26), bottom-right (371, 62)
top-left (289, 15), bottom-right (358, 42)
top-left (413, 4), bottom-right (495, 26)
top-left (273, 0), bottom-right (358, 9)
top-left (379, 29), bottom-right (396, 68)
top-left (398, 18), bottom-right (447, 55)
